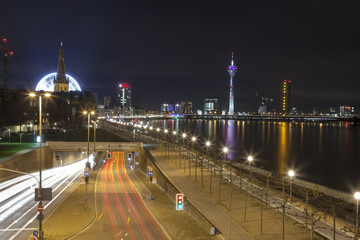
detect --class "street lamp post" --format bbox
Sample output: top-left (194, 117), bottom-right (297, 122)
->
top-left (204, 141), bottom-right (210, 189)
top-left (83, 110), bottom-right (94, 201)
top-left (219, 147), bottom-right (228, 201)
top-left (288, 170), bottom-right (295, 203)
top-left (181, 133), bottom-right (187, 170)
top-left (164, 129), bottom-right (168, 157)
top-left (247, 156), bottom-right (253, 196)
top-left (93, 120), bottom-right (97, 169)
top-left (8, 128), bottom-right (10, 142)
top-left (30, 92), bottom-right (50, 240)
top-left (355, 191), bottom-right (360, 238)
top-left (172, 131), bottom-right (177, 162)
top-left (190, 136), bottom-right (196, 178)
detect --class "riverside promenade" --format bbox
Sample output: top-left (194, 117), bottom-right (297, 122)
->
top-left (148, 149), bottom-right (325, 240)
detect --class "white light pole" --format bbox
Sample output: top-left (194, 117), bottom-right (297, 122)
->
top-left (288, 170), bottom-right (295, 203)
top-left (355, 191), bottom-right (360, 237)
top-left (219, 147), bottom-right (228, 201)
top-left (190, 136), bottom-right (196, 178)
top-left (83, 110), bottom-right (94, 201)
top-left (8, 129), bottom-right (10, 142)
top-left (30, 92), bottom-right (50, 240)
top-left (247, 156), bottom-right (253, 195)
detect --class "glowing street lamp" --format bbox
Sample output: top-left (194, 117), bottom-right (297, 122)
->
top-left (288, 170), bottom-right (295, 203)
top-left (355, 192), bottom-right (360, 236)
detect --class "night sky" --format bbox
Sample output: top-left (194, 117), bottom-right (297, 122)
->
top-left (1, 1), bottom-right (360, 112)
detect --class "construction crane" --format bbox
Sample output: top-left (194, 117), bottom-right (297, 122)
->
top-left (0, 37), bottom-right (14, 89)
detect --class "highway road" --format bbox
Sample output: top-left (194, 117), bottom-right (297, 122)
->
top-left (0, 159), bottom-right (86, 240)
top-left (75, 151), bottom-right (169, 240)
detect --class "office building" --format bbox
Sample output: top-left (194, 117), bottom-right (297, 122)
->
top-left (339, 105), bottom-right (355, 117)
top-left (203, 98), bottom-right (219, 114)
top-left (180, 101), bottom-right (192, 114)
top-left (282, 80), bottom-right (291, 115)
top-left (104, 96), bottom-right (111, 108)
top-left (117, 83), bottom-right (131, 108)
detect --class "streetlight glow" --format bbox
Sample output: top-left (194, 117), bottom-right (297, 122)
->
top-left (191, 136), bottom-right (196, 142)
top-left (173, 131), bottom-right (176, 135)
top-left (288, 170), bottom-right (295, 177)
top-left (156, 128), bottom-right (160, 132)
top-left (206, 141), bottom-right (210, 147)
top-left (182, 133), bottom-right (187, 138)
top-left (247, 156), bottom-right (253, 162)
top-left (355, 192), bottom-right (360, 200)
top-left (164, 129), bottom-right (168, 133)
top-left (223, 147), bottom-right (228, 153)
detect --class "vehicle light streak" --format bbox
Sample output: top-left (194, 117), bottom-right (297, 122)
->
top-left (0, 159), bottom-right (86, 240)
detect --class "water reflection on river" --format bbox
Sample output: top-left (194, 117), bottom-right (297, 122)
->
top-left (150, 119), bottom-right (360, 191)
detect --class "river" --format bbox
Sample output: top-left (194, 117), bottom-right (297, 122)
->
top-left (148, 119), bottom-right (360, 192)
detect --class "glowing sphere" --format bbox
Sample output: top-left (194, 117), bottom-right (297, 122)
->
top-left (35, 73), bottom-right (82, 92)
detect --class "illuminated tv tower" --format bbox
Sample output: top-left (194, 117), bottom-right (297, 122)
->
top-left (227, 52), bottom-right (237, 115)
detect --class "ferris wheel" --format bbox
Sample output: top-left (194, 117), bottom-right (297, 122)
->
top-left (35, 72), bottom-right (82, 92)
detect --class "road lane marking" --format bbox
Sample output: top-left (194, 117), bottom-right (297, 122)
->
top-left (97, 212), bottom-right (103, 221)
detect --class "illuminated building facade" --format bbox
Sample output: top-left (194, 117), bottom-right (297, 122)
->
top-left (180, 101), bottom-right (192, 114)
top-left (339, 105), bottom-right (355, 117)
top-left (203, 98), bottom-right (219, 114)
top-left (161, 103), bottom-right (174, 112)
top-left (117, 83), bottom-right (131, 108)
top-left (227, 52), bottom-right (237, 115)
top-left (282, 80), bottom-right (291, 115)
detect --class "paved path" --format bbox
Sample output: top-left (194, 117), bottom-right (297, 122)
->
top-left (150, 150), bottom-right (254, 240)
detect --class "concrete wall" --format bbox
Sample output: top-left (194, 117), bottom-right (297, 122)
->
top-left (0, 147), bottom-right (52, 180)
top-left (52, 151), bottom-right (85, 168)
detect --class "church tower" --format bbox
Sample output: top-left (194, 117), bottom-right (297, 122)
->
top-left (54, 41), bottom-right (69, 92)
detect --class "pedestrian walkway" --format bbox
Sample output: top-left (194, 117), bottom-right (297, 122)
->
top-left (149, 149), bottom-right (324, 240)
top-left (150, 150), bottom-right (254, 240)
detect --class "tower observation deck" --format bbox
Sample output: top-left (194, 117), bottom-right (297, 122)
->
top-left (227, 52), bottom-right (237, 115)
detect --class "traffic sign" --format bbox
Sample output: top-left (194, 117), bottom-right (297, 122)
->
top-left (33, 236), bottom-right (38, 240)
top-left (35, 188), bottom-right (52, 201)
top-left (152, 177), bottom-right (157, 184)
top-left (84, 171), bottom-right (89, 177)
top-left (33, 230), bottom-right (38, 236)
top-left (84, 167), bottom-right (90, 171)
top-left (80, 177), bottom-right (85, 184)
top-left (38, 205), bottom-right (44, 212)
top-left (148, 166), bottom-right (153, 171)
top-left (148, 171), bottom-right (153, 176)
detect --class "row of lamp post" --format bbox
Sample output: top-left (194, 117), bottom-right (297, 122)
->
top-left (127, 121), bottom-right (360, 237)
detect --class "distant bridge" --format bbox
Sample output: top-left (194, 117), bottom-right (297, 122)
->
top-left (100, 114), bottom-right (360, 122)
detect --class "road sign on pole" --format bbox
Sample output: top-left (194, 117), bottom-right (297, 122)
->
top-left (84, 171), bottom-right (89, 177)
top-left (33, 230), bottom-right (38, 236)
top-left (148, 171), bottom-right (153, 176)
top-left (38, 205), bottom-right (44, 212)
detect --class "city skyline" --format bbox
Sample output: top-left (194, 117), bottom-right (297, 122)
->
top-left (1, 1), bottom-right (360, 112)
